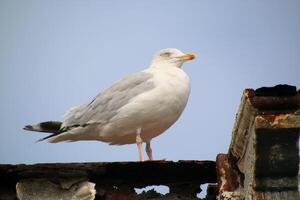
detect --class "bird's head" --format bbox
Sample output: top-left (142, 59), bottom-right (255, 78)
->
top-left (150, 48), bottom-right (196, 68)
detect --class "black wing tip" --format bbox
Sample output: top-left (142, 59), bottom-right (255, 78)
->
top-left (23, 125), bottom-right (33, 131)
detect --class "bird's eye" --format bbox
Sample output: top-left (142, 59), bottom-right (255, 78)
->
top-left (160, 52), bottom-right (171, 57)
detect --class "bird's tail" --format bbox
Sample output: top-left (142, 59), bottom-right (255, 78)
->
top-left (24, 121), bottom-right (62, 134)
top-left (24, 121), bottom-right (63, 142)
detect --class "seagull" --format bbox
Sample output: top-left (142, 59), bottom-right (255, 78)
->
top-left (24, 48), bottom-right (196, 161)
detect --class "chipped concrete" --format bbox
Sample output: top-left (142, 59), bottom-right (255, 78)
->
top-left (16, 179), bottom-right (96, 200)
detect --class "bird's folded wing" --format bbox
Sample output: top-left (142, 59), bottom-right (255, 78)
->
top-left (62, 72), bottom-right (155, 129)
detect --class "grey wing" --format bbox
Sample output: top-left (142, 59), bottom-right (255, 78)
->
top-left (61, 71), bottom-right (154, 130)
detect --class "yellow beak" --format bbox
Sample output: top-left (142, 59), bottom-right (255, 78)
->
top-left (178, 52), bottom-right (196, 61)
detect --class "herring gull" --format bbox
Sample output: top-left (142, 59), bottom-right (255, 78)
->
top-left (24, 48), bottom-right (196, 161)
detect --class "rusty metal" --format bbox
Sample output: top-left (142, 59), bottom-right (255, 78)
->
top-left (222, 85), bottom-right (300, 200)
top-left (0, 160), bottom-right (217, 199)
top-left (245, 87), bottom-right (300, 113)
top-left (0, 160), bottom-right (216, 187)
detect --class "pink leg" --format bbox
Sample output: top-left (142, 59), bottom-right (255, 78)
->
top-left (136, 128), bottom-right (144, 162)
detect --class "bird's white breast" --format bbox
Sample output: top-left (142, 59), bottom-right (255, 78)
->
top-left (147, 67), bottom-right (190, 117)
top-left (101, 66), bottom-right (190, 144)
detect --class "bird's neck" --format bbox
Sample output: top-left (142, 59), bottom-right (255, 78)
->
top-left (149, 61), bottom-right (183, 69)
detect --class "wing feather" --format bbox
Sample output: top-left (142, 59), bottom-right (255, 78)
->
top-left (61, 72), bottom-right (154, 130)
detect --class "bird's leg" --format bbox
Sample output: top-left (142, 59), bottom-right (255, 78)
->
top-left (146, 141), bottom-right (153, 160)
top-left (136, 127), bottom-right (144, 161)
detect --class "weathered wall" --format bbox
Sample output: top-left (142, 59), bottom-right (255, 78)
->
top-left (218, 85), bottom-right (300, 200)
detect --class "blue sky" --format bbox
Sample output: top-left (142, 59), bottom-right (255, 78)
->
top-left (0, 0), bottom-right (299, 164)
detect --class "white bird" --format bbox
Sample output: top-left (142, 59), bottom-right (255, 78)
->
top-left (24, 48), bottom-right (196, 161)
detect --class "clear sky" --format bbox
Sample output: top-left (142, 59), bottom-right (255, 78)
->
top-left (0, 0), bottom-right (299, 164)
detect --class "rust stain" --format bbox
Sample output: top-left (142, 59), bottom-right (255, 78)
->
top-left (216, 154), bottom-right (240, 193)
top-left (258, 114), bottom-right (290, 126)
top-left (272, 114), bottom-right (289, 125)
top-left (245, 89), bottom-right (255, 98)
top-left (258, 114), bottom-right (287, 123)
top-left (259, 115), bottom-right (277, 123)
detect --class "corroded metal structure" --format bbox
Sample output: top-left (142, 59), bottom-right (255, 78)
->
top-left (216, 85), bottom-right (300, 200)
top-left (0, 160), bottom-right (216, 199)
